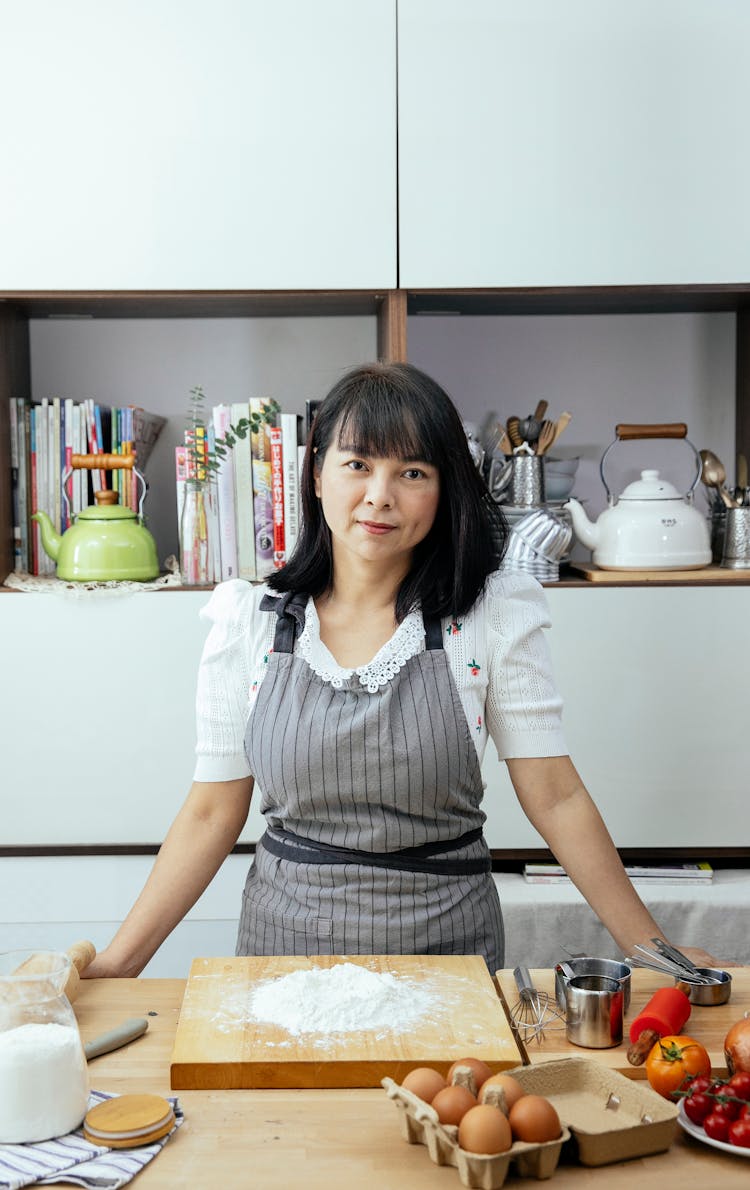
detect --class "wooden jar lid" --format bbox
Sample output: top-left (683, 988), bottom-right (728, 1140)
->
top-left (83, 1094), bottom-right (175, 1149)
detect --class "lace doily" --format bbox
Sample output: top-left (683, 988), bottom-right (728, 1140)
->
top-left (297, 600), bottom-right (426, 693)
top-left (3, 563), bottom-right (183, 598)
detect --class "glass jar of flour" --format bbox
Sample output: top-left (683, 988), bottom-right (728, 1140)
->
top-left (0, 950), bottom-right (89, 1142)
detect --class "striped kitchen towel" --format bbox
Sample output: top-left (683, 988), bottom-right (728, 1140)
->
top-left (0, 1091), bottom-right (183, 1190)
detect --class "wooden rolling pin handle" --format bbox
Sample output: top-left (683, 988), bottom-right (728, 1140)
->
top-left (68, 940), bottom-right (97, 974)
top-left (71, 453), bottom-right (135, 470)
top-left (64, 940), bottom-right (97, 1004)
top-left (627, 1028), bottom-right (661, 1066)
top-left (615, 423), bottom-right (688, 441)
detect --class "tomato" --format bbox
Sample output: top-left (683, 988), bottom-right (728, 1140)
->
top-left (684, 1091), bottom-right (714, 1125)
top-left (712, 1099), bottom-right (743, 1121)
top-left (727, 1072), bottom-right (750, 1102)
top-left (686, 1075), bottom-right (712, 1096)
top-left (728, 1119), bottom-right (750, 1148)
top-left (704, 1112), bottom-right (731, 1142)
top-left (645, 1035), bottom-right (712, 1100)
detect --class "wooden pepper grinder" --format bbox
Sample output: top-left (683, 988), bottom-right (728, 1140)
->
top-left (626, 985), bottom-right (692, 1065)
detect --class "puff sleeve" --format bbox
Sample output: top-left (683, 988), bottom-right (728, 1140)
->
top-left (485, 571), bottom-right (568, 760)
top-left (193, 580), bottom-right (268, 782)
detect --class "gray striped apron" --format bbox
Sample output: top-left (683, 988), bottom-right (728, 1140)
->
top-left (236, 590), bottom-right (504, 969)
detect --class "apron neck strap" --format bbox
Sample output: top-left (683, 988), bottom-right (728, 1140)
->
top-left (260, 590), bottom-right (308, 654)
top-left (424, 614), bottom-right (444, 651)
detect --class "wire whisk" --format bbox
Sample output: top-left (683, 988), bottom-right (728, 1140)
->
top-left (508, 965), bottom-right (565, 1043)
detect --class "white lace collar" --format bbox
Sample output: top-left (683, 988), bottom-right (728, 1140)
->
top-left (296, 597), bottom-right (426, 693)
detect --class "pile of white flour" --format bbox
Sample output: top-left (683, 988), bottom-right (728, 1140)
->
top-left (248, 962), bottom-right (437, 1035)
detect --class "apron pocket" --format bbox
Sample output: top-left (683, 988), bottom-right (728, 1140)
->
top-left (242, 894), bottom-right (334, 939)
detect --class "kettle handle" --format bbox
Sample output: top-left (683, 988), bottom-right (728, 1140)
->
top-left (600, 425), bottom-right (702, 505)
top-left (615, 423), bottom-right (687, 441)
top-left (62, 463), bottom-right (149, 522)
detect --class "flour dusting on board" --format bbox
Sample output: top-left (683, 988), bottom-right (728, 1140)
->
top-left (198, 960), bottom-right (491, 1047)
top-left (248, 961), bottom-right (436, 1035)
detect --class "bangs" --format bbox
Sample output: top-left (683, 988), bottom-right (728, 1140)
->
top-left (335, 389), bottom-right (439, 464)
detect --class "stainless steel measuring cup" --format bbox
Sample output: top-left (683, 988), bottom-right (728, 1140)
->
top-left (564, 974), bottom-right (624, 1049)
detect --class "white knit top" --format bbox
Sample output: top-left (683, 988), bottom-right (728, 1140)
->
top-left (193, 569), bottom-right (568, 782)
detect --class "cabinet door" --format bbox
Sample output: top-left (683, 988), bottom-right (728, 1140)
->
top-left (0, 0), bottom-right (396, 289)
top-left (399, 0), bottom-right (750, 287)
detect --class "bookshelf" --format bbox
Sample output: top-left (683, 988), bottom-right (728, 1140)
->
top-left (3, 284), bottom-right (750, 587)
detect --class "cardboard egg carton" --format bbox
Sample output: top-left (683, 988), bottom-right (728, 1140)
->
top-left (381, 1077), bottom-right (569, 1189)
top-left (509, 1058), bottom-right (679, 1165)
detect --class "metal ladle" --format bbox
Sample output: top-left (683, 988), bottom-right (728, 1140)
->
top-left (700, 448), bottom-right (739, 508)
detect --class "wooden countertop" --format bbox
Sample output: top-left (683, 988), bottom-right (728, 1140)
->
top-left (63, 973), bottom-right (750, 1189)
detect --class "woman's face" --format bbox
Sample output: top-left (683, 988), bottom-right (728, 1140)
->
top-left (314, 432), bottom-right (441, 574)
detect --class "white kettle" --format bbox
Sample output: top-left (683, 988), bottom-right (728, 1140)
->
top-left (565, 424), bottom-right (711, 570)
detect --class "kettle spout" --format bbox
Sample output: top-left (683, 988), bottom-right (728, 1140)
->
top-left (564, 498), bottom-right (600, 552)
top-left (31, 511), bottom-right (62, 562)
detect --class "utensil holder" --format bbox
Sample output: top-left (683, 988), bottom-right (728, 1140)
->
top-left (721, 506), bottom-right (750, 568)
top-left (509, 455), bottom-right (545, 506)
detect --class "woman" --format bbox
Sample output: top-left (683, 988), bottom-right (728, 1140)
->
top-left (87, 362), bottom-right (716, 976)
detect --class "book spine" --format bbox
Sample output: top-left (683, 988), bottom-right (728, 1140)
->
top-left (30, 405), bottom-right (39, 574)
top-left (212, 404), bottom-right (238, 581)
top-left (206, 423), bottom-right (222, 583)
top-left (269, 425), bottom-right (285, 568)
top-left (94, 403), bottom-right (107, 489)
top-left (9, 398), bottom-right (21, 571)
top-left (250, 399), bottom-right (275, 579)
top-left (39, 399), bottom-right (51, 573)
top-left (20, 402), bottom-right (31, 572)
top-left (85, 399), bottom-right (101, 493)
top-left (64, 398), bottom-right (74, 529)
top-left (52, 397), bottom-right (61, 534)
top-left (230, 401), bottom-right (256, 581)
top-left (280, 413), bottom-right (300, 560)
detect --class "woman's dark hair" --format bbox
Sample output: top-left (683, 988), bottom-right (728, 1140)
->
top-left (268, 362), bottom-right (508, 620)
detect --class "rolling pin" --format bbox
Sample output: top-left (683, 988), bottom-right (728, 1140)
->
top-left (626, 985), bottom-right (692, 1065)
top-left (4, 940), bottom-right (96, 1005)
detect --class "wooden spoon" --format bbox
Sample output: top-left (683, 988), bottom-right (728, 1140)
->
top-left (535, 419), bottom-right (557, 456)
top-left (549, 411), bottom-right (572, 450)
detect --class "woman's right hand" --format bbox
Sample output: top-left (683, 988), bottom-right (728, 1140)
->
top-left (82, 948), bottom-right (142, 980)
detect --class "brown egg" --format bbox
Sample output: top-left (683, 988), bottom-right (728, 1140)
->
top-left (508, 1095), bottom-right (561, 1144)
top-left (431, 1084), bottom-right (477, 1126)
top-left (447, 1056), bottom-right (494, 1088)
top-left (458, 1104), bottom-right (513, 1155)
top-left (401, 1067), bottom-right (448, 1103)
top-left (479, 1073), bottom-right (526, 1111)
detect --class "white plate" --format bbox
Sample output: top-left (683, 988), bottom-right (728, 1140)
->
top-left (678, 1102), bottom-right (750, 1157)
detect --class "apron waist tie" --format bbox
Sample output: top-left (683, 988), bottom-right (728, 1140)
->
top-left (258, 826), bottom-right (491, 876)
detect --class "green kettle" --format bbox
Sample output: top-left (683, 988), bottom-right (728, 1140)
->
top-left (32, 453), bottom-right (160, 582)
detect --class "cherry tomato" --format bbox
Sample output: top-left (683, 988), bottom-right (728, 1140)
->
top-left (704, 1112), bottom-right (731, 1142)
top-left (684, 1092), bottom-right (714, 1125)
top-left (645, 1035), bottom-right (712, 1100)
top-left (686, 1075), bottom-right (712, 1096)
top-left (728, 1119), bottom-right (750, 1148)
top-left (727, 1072), bottom-right (750, 1102)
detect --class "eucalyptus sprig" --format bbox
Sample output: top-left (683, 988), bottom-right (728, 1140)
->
top-left (186, 386), bottom-right (280, 478)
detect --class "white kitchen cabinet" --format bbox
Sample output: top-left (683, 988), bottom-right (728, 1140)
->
top-left (1, 584), bottom-right (746, 850)
top-left (398, 0), bottom-right (750, 287)
top-left (0, 0), bottom-right (397, 289)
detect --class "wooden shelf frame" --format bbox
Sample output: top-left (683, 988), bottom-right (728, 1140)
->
top-left (3, 282), bottom-right (750, 584)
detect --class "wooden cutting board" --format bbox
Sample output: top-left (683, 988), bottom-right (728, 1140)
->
top-left (170, 954), bottom-right (523, 1089)
top-left (569, 562), bottom-right (750, 583)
